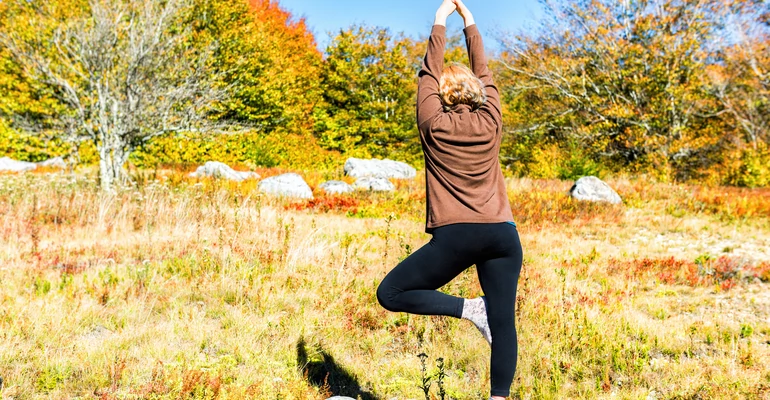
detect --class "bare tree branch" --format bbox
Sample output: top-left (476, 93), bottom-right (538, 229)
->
top-left (0, 0), bottom-right (230, 190)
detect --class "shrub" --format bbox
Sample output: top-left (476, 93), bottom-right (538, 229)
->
top-left (728, 146), bottom-right (770, 188)
top-left (556, 143), bottom-right (606, 180)
top-left (606, 255), bottom-right (769, 289)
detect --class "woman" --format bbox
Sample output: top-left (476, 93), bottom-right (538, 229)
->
top-left (376, 1), bottom-right (523, 399)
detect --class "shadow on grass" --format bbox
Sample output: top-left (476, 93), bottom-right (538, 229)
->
top-left (297, 336), bottom-right (379, 400)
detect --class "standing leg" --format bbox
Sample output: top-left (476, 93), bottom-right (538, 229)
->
top-left (476, 228), bottom-right (523, 398)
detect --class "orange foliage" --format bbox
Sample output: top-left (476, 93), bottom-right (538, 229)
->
top-left (247, 0), bottom-right (318, 55)
top-left (606, 256), bottom-right (769, 290)
top-left (191, 0), bottom-right (322, 131)
top-left (285, 194), bottom-right (361, 214)
top-left (243, 0), bottom-right (322, 129)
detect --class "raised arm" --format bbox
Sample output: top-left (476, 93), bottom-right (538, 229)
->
top-left (416, 1), bottom-right (456, 130)
top-left (455, 0), bottom-right (502, 127)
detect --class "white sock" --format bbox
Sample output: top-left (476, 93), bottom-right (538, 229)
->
top-left (461, 297), bottom-right (492, 345)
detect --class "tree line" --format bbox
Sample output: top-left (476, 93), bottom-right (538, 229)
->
top-left (0, 0), bottom-right (767, 189)
top-left (499, 0), bottom-right (769, 186)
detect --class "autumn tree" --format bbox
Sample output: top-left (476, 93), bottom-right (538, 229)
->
top-left (190, 0), bottom-right (322, 131)
top-left (711, 0), bottom-right (769, 150)
top-left (498, 0), bottom-right (730, 181)
top-left (1, 0), bottom-right (225, 190)
top-left (706, 0), bottom-right (770, 186)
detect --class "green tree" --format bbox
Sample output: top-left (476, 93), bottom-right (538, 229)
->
top-left (314, 26), bottom-right (420, 161)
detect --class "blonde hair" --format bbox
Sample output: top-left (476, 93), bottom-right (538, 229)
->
top-left (439, 63), bottom-right (487, 110)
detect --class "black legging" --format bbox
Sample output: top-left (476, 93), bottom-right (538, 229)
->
top-left (377, 222), bottom-right (523, 397)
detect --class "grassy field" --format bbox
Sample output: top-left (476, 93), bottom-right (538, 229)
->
top-left (1, 169), bottom-right (769, 399)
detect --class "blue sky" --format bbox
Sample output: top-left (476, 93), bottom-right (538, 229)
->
top-left (276, 0), bottom-right (543, 51)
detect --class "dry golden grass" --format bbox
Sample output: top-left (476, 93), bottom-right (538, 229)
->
top-left (0, 170), bottom-right (769, 399)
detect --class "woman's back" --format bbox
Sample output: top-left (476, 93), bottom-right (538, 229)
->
top-left (416, 24), bottom-right (513, 232)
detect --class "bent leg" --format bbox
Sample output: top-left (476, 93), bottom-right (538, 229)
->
top-left (376, 235), bottom-right (472, 318)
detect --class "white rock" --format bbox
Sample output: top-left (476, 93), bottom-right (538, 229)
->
top-left (319, 180), bottom-right (354, 194)
top-left (38, 156), bottom-right (67, 169)
top-left (259, 173), bottom-right (313, 199)
top-left (189, 161), bottom-right (259, 182)
top-left (344, 157), bottom-right (416, 179)
top-left (0, 156), bottom-right (37, 172)
top-left (569, 176), bottom-right (622, 204)
top-left (353, 177), bottom-right (395, 192)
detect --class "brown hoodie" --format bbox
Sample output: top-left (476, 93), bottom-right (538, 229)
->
top-left (417, 24), bottom-right (514, 233)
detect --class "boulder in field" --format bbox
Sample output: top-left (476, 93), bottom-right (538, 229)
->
top-left (0, 157), bottom-right (37, 172)
top-left (38, 156), bottom-right (67, 169)
top-left (189, 161), bottom-right (259, 182)
top-left (319, 180), bottom-right (354, 194)
top-left (344, 157), bottom-right (416, 179)
top-left (353, 177), bottom-right (395, 192)
top-left (259, 173), bottom-right (313, 199)
top-left (569, 176), bottom-right (622, 204)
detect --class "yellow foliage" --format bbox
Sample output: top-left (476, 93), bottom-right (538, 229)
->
top-left (129, 130), bottom-right (344, 171)
top-left (0, 121), bottom-right (68, 162)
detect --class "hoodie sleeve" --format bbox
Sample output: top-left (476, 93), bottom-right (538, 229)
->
top-left (416, 25), bottom-right (447, 131)
top-left (464, 24), bottom-right (502, 129)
